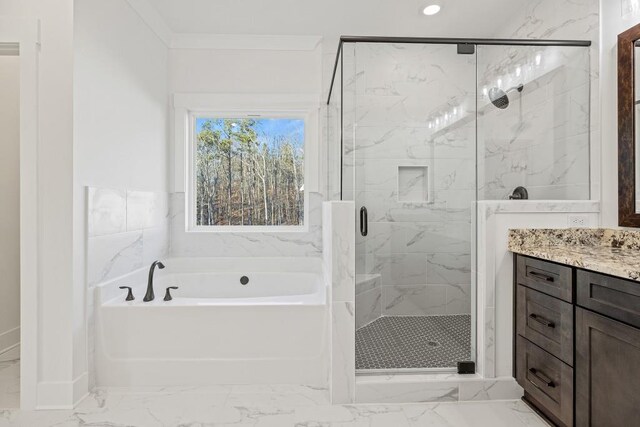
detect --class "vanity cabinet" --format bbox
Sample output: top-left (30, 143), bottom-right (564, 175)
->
top-left (514, 254), bottom-right (640, 427)
top-left (575, 307), bottom-right (640, 427)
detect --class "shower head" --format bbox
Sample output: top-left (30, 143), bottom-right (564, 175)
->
top-left (488, 84), bottom-right (524, 109)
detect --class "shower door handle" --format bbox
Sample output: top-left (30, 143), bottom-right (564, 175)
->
top-left (360, 206), bottom-right (368, 237)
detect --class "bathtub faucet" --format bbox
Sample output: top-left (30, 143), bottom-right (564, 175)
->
top-left (143, 260), bottom-right (165, 302)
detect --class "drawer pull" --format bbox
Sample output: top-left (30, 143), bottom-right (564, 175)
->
top-left (529, 313), bottom-right (555, 328)
top-left (528, 368), bottom-right (556, 388)
top-left (529, 270), bottom-right (555, 282)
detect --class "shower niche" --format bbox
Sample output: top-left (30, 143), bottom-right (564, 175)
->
top-left (327, 38), bottom-right (591, 374)
top-left (397, 165), bottom-right (431, 203)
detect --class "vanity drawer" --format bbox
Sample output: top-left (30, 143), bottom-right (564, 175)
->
top-left (576, 269), bottom-right (640, 328)
top-left (516, 336), bottom-right (573, 427)
top-left (516, 255), bottom-right (573, 303)
top-left (517, 285), bottom-right (573, 365)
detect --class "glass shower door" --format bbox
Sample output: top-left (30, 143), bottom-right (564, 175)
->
top-left (345, 42), bottom-right (478, 372)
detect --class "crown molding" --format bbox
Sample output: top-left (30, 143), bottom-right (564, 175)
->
top-left (169, 33), bottom-right (322, 51)
top-left (125, 0), bottom-right (322, 51)
top-left (173, 92), bottom-right (322, 110)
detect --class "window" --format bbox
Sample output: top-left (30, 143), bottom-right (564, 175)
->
top-left (192, 116), bottom-right (305, 227)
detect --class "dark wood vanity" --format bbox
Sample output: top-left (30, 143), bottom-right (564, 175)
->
top-left (514, 254), bottom-right (640, 427)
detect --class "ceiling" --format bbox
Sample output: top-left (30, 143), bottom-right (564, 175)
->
top-left (145, 0), bottom-right (531, 38)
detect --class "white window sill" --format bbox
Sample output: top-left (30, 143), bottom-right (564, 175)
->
top-left (186, 225), bottom-right (309, 234)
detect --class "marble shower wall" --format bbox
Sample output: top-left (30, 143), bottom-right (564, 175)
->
top-left (323, 201), bottom-right (356, 404)
top-left (346, 43), bottom-right (475, 319)
top-left (86, 186), bottom-right (170, 387)
top-left (489, 0), bottom-right (599, 200)
top-left (341, 43), bottom-right (357, 203)
top-left (355, 274), bottom-right (382, 329)
top-left (477, 45), bottom-right (591, 200)
top-left (326, 45), bottom-right (342, 202)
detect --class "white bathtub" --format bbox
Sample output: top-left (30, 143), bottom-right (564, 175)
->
top-left (95, 258), bottom-right (328, 387)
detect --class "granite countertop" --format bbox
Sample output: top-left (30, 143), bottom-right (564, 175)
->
top-left (508, 228), bottom-right (640, 282)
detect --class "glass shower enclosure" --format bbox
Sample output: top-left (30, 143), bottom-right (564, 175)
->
top-left (327, 37), bottom-right (590, 374)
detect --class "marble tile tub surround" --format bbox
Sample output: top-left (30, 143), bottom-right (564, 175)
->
top-left (344, 43), bottom-right (475, 319)
top-left (0, 385), bottom-right (547, 427)
top-left (170, 191), bottom-right (324, 257)
top-left (86, 187), bottom-right (169, 390)
top-left (87, 187), bottom-right (169, 287)
top-left (508, 228), bottom-right (640, 281)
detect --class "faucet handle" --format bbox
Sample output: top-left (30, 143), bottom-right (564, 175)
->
top-left (509, 186), bottom-right (529, 200)
top-left (164, 286), bottom-right (178, 301)
top-left (119, 286), bottom-right (135, 301)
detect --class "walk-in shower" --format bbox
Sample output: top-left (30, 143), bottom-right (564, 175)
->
top-left (326, 36), bottom-right (591, 374)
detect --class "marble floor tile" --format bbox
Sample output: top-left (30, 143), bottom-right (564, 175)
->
top-left (225, 384), bottom-right (331, 407)
top-left (0, 385), bottom-right (548, 427)
top-left (0, 358), bottom-right (19, 410)
top-left (403, 400), bottom-right (548, 427)
top-left (295, 404), bottom-right (411, 426)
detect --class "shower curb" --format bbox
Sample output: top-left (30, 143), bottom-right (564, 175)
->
top-left (354, 374), bottom-right (521, 403)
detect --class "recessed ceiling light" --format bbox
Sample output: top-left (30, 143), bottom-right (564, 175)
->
top-left (422, 4), bottom-right (441, 15)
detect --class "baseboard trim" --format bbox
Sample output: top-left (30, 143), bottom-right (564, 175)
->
top-left (36, 371), bottom-right (89, 409)
top-left (37, 381), bottom-right (74, 409)
top-left (73, 371), bottom-right (89, 406)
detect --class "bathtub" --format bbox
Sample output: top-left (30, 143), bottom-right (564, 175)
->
top-left (95, 257), bottom-right (328, 387)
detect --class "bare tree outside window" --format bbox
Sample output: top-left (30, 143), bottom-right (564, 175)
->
top-left (194, 117), bottom-right (304, 226)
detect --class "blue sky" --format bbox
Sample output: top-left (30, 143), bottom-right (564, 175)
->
top-left (195, 117), bottom-right (304, 150)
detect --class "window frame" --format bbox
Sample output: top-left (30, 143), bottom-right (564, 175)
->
top-left (181, 111), bottom-right (317, 235)
top-left (173, 93), bottom-right (320, 233)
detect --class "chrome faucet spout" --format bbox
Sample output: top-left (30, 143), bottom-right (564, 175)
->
top-left (143, 261), bottom-right (165, 302)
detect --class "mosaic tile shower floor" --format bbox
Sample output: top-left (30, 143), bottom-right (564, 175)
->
top-left (356, 315), bottom-right (472, 370)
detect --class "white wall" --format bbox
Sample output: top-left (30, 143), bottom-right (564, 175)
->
top-left (74, 0), bottom-right (170, 389)
top-left (170, 48), bottom-right (321, 94)
top-left (0, 55), bottom-right (20, 355)
top-left (75, 0), bottom-right (169, 192)
top-left (601, 1), bottom-right (640, 226)
top-left (168, 46), bottom-right (324, 257)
